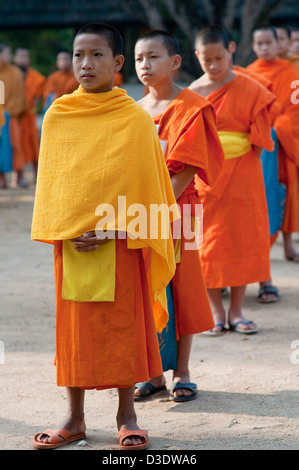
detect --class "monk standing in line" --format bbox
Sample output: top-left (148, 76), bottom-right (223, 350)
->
top-left (226, 33), bottom-right (280, 304)
top-left (0, 44), bottom-right (27, 188)
top-left (247, 26), bottom-right (299, 262)
top-left (43, 51), bottom-right (78, 109)
top-left (134, 30), bottom-right (224, 400)
top-left (189, 25), bottom-right (276, 335)
top-left (31, 22), bottom-right (178, 450)
top-left (275, 25), bottom-right (299, 71)
top-left (13, 48), bottom-right (46, 183)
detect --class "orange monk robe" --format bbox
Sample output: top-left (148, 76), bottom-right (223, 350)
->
top-left (286, 56), bottom-right (299, 224)
top-left (287, 55), bottom-right (299, 71)
top-left (233, 65), bottom-right (281, 122)
top-left (20, 67), bottom-right (46, 164)
top-left (113, 71), bottom-right (124, 87)
top-left (0, 64), bottom-right (27, 171)
top-left (43, 70), bottom-right (78, 104)
top-left (247, 58), bottom-right (299, 234)
top-left (195, 73), bottom-right (275, 288)
top-left (154, 88), bottom-right (224, 335)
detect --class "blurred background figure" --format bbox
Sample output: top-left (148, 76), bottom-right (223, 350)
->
top-left (0, 43), bottom-right (27, 188)
top-left (43, 51), bottom-right (78, 111)
top-left (14, 47), bottom-right (46, 183)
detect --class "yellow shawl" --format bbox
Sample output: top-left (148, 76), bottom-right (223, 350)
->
top-left (31, 85), bottom-right (179, 332)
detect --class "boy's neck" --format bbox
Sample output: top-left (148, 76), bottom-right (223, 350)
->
top-left (148, 81), bottom-right (181, 102)
top-left (205, 69), bottom-right (235, 88)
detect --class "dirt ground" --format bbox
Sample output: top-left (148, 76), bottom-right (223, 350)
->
top-left (0, 172), bottom-right (299, 451)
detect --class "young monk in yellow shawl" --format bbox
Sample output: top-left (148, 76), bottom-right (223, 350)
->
top-left (31, 22), bottom-right (179, 451)
top-left (190, 25), bottom-right (275, 335)
top-left (134, 30), bottom-right (224, 401)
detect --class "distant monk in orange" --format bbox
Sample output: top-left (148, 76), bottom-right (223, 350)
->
top-left (247, 26), bottom-right (299, 262)
top-left (113, 71), bottom-right (124, 87)
top-left (0, 43), bottom-right (27, 188)
top-left (225, 33), bottom-right (281, 304)
top-left (14, 48), bottom-right (46, 182)
top-left (134, 30), bottom-right (224, 400)
top-left (190, 25), bottom-right (276, 335)
top-left (275, 25), bottom-right (299, 71)
top-left (43, 51), bottom-right (78, 110)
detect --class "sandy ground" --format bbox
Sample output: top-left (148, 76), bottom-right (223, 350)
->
top-left (0, 173), bottom-right (299, 452)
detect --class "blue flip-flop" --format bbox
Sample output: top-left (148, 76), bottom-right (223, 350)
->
top-left (169, 382), bottom-right (197, 402)
top-left (201, 323), bottom-right (226, 336)
top-left (134, 381), bottom-right (166, 401)
top-left (230, 320), bottom-right (258, 334)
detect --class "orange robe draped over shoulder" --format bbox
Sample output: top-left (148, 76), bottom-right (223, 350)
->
top-left (196, 73), bottom-right (275, 288)
top-left (21, 67), bottom-right (46, 164)
top-left (0, 64), bottom-right (27, 171)
top-left (247, 58), bottom-right (299, 233)
top-left (154, 88), bottom-right (224, 334)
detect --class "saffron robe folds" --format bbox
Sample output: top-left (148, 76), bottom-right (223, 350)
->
top-left (154, 88), bottom-right (224, 334)
top-left (196, 73), bottom-right (275, 288)
top-left (31, 86), bottom-right (179, 388)
top-left (247, 58), bottom-right (299, 233)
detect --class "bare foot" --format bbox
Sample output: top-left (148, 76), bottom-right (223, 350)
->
top-left (34, 416), bottom-right (86, 445)
top-left (134, 375), bottom-right (166, 399)
top-left (258, 281), bottom-right (279, 303)
top-left (229, 314), bottom-right (258, 333)
top-left (171, 373), bottom-right (195, 399)
top-left (117, 412), bottom-right (146, 447)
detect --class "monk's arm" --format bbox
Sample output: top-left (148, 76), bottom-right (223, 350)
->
top-left (171, 164), bottom-right (199, 200)
top-left (255, 146), bottom-right (263, 157)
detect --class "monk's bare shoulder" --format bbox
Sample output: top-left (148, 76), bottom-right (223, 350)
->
top-left (189, 76), bottom-right (209, 97)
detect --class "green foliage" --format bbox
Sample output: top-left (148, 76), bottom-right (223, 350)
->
top-left (0, 28), bottom-right (75, 76)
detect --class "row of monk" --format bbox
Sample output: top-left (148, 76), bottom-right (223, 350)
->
top-left (1, 21), bottom-right (299, 449)
top-left (0, 47), bottom-right (80, 188)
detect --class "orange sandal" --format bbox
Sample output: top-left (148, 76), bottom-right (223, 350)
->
top-left (32, 428), bottom-right (86, 450)
top-left (118, 429), bottom-right (149, 450)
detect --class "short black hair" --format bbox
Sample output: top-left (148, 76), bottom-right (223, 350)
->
top-left (275, 24), bottom-right (291, 38)
top-left (252, 25), bottom-right (278, 40)
top-left (195, 25), bottom-right (230, 49)
top-left (136, 29), bottom-right (180, 56)
top-left (74, 22), bottom-right (124, 56)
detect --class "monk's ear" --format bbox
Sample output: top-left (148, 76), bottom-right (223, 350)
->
top-left (228, 41), bottom-right (236, 54)
top-left (172, 54), bottom-right (181, 71)
top-left (114, 54), bottom-right (125, 72)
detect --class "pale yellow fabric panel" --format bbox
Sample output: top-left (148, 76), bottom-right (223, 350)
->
top-left (62, 239), bottom-right (116, 302)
